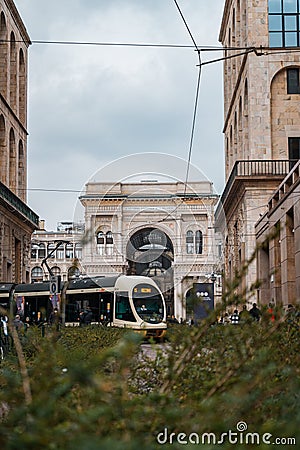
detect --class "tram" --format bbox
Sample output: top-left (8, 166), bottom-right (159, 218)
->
top-left (0, 284), bottom-right (14, 314)
top-left (9, 275), bottom-right (167, 339)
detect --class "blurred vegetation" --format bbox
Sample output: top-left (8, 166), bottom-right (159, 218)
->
top-left (0, 307), bottom-right (299, 449)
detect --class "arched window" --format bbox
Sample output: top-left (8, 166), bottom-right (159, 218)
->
top-left (106, 231), bottom-right (114, 255)
top-left (31, 266), bottom-right (43, 282)
top-left (186, 230), bottom-right (194, 254)
top-left (0, 115), bottom-right (5, 185)
top-left (96, 230), bottom-right (105, 255)
top-left (96, 231), bottom-right (105, 244)
top-left (19, 48), bottom-right (26, 124)
top-left (244, 79), bottom-right (248, 116)
top-left (18, 140), bottom-right (25, 200)
top-left (0, 12), bottom-right (8, 99)
top-left (9, 32), bottom-right (17, 111)
top-left (68, 266), bottom-right (80, 280)
top-left (51, 266), bottom-right (61, 276)
top-left (195, 230), bottom-right (203, 254)
top-left (9, 128), bottom-right (16, 192)
top-left (106, 231), bottom-right (113, 244)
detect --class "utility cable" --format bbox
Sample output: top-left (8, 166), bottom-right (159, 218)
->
top-left (156, 1), bottom-right (203, 224)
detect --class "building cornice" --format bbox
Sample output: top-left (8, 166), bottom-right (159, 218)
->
top-left (4, 0), bottom-right (31, 45)
top-left (219, 0), bottom-right (232, 43)
top-left (0, 93), bottom-right (28, 134)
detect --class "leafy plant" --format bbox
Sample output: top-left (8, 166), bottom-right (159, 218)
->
top-left (0, 286), bottom-right (299, 449)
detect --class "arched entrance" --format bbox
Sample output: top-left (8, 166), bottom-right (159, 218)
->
top-left (126, 227), bottom-right (174, 315)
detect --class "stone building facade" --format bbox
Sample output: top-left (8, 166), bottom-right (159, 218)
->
top-left (29, 222), bottom-right (84, 282)
top-left (216, 0), bottom-right (300, 303)
top-left (0, 0), bottom-right (38, 283)
top-left (79, 180), bottom-right (219, 319)
top-left (256, 160), bottom-right (300, 305)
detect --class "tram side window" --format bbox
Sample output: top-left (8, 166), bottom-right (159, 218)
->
top-left (115, 292), bottom-right (136, 322)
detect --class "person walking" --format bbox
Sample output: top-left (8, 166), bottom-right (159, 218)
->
top-left (249, 303), bottom-right (261, 322)
top-left (230, 309), bottom-right (240, 325)
top-left (13, 314), bottom-right (24, 330)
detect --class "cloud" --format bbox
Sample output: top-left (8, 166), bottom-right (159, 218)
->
top-left (14, 0), bottom-right (225, 230)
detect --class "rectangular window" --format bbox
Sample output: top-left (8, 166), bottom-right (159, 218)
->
top-left (115, 292), bottom-right (136, 322)
top-left (283, 0), bottom-right (297, 13)
top-left (269, 0), bottom-right (300, 47)
top-left (269, 0), bottom-right (282, 13)
top-left (288, 137), bottom-right (300, 169)
top-left (288, 137), bottom-right (300, 159)
top-left (287, 68), bottom-right (300, 93)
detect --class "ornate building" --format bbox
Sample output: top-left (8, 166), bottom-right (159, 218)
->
top-left (0, 0), bottom-right (38, 283)
top-left (29, 222), bottom-right (84, 283)
top-left (216, 0), bottom-right (300, 304)
top-left (79, 180), bottom-right (219, 319)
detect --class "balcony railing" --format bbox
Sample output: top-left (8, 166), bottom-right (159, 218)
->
top-left (0, 180), bottom-right (39, 226)
top-left (219, 159), bottom-right (295, 208)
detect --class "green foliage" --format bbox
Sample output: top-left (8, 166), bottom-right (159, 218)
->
top-left (0, 312), bottom-right (299, 449)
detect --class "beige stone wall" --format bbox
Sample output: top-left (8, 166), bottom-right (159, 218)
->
top-left (0, 1), bottom-right (36, 283)
top-left (220, 0), bottom-right (300, 180)
top-left (218, 0), bottom-right (300, 303)
top-left (271, 67), bottom-right (300, 160)
top-left (0, 0), bottom-right (30, 201)
top-left (0, 202), bottom-right (32, 282)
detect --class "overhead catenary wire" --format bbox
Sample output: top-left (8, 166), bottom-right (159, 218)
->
top-left (3, 31), bottom-right (297, 200)
top-left (172, 0), bottom-right (202, 194)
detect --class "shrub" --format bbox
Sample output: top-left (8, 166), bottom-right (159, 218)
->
top-left (0, 310), bottom-right (299, 449)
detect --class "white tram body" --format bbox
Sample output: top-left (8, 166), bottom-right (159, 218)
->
top-left (11, 275), bottom-right (167, 339)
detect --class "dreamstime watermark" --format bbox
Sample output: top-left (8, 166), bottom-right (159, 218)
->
top-left (156, 421), bottom-right (296, 446)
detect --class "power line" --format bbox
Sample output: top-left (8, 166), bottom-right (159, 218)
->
top-left (27, 188), bottom-right (82, 193)
top-left (4, 38), bottom-right (300, 55)
top-left (0, 38), bottom-right (222, 50)
top-left (172, 0), bottom-right (202, 186)
top-left (156, 1), bottom-right (203, 225)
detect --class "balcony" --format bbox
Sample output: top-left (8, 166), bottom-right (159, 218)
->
top-left (217, 160), bottom-right (294, 216)
top-left (0, 180), bottom-right (39, 227)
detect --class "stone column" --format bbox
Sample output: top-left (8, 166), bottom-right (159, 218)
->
top-left (280, 213), bottom-right (296, 305)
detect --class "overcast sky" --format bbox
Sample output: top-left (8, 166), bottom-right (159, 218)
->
top-left (14, 0), bottom-right (225, 231)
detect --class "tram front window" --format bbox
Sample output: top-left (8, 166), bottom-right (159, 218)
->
top-left (115, 291), bottom-right (136, 322)
top-left (132, 284), bottom-right (164, 324)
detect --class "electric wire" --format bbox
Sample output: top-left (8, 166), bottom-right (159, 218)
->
top-left (2, 34), bottom-right (299, 216)
top-left (172, 0), bottom-right (202, 194)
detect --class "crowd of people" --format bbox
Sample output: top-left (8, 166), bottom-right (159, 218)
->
top-left (219, 302), bottom-right (298, 325)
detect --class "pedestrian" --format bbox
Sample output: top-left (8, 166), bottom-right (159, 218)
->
top-left (223, 312), bottom-right (231, 324)
top-left (13, 314), bottom-right (24, 330)
top-left (79, 307), bottom-right (93, 326)
top-left (230, 309), bottom-right (240, 325)
top-left (267, 302), bottom-right (276, 322)
top-left (84, 307), bottom-right (93, 325)
top-left (249, 303), bottom-right (261, 321)
top-left (239, 305), bottom-right (251, 324)
top-left (49, 308), bottom-right (61, 330)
